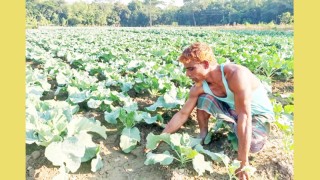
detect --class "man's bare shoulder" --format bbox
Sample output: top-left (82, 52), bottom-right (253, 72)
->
top-left (223, 63), bottom-right (260, 90)
top-left (223, 63), bottom-right (250, 75)
top-left (224, 63), bottom-right (258, 82)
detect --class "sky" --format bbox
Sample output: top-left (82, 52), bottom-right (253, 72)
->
top-left (64, 0), bottom-right (184, 7)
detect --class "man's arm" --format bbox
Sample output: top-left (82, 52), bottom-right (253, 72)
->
top-left (228, 67), bottom-right (253, 178)
top-left (234, 89), bottom-right (252, 165)
top-left (162, 84), bottom-right (203, 134)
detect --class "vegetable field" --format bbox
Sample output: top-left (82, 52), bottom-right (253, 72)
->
top-left (26, 27), bottom-right (294, 180)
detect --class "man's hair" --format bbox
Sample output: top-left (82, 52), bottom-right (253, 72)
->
top-left (179, 42), bottom-right (216, 64)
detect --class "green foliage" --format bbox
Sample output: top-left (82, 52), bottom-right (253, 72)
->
top-left (26, 98), bottom-right (107, 174)
top-left (195, 144), bottom-right (256, 180)
top-left (192, 154), bottom-right (214, 176)
top-left (146, 133), bottom-right (202, 164)
top-left (145, 151), bottom-right (174, 165)
top-left (26, 0), bottom-right (293, 28)
top-left (145, 133), bottom-right (215, 175)
top-left (278, 12), bottom-right (294, 25)
top-left (26, 27), bottom-right (293, 178)
top-left (146, 87), bottom-right (188, 111)
top-left (120, 127), bottom-right (141, 153)
top-left (26, 16), bottom-right (38, 29)
top-left (272, 100), bottom-right (294, 152)
top-left (146, 133), bottom-right (257, 178)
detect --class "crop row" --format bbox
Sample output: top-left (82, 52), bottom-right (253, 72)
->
top-left (26, 27), bottom-right (294, 179)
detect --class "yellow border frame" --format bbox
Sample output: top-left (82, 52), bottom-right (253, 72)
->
top-left (1, 0), bottom-right (318, 178)
top-left (0, 0), bottom-right (25, 179)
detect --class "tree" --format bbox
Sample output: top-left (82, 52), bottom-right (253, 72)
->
top-left (143, 0), bottom-right (165, 26)
top-left (278, 12), bottom-right (293, 24)
top-left (113, 2), bottom-right (131, 26)
top-left (92, 2), bottom-right (112, 26)
top-left (261, 0), bottom-right (293, 24)
top-left (182, 0), bottom-right (212, 26)
top-left (25, 0), bottom-right (293, 27)
top-left (158, 7), bottom-right (178, 25)
top-left (127, 0), bottom-right (147, 26)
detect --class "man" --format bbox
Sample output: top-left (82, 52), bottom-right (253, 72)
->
top-left (162, 42), bottom-right (274, 180)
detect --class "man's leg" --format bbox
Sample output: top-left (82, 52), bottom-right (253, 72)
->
top-left (250, 115), bottom-right (272, 153)
top-left (197, 94), bottom-right (236, 140)
top-left (196, 94), bottom-right (273, 153)
top-left (197, 109), bottom-right (210, 139)
top-left (233, 114), bottom-right (272, 153)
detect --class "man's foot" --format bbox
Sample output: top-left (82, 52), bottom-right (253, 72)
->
top-left (198, 131), bottom-right (208, 145)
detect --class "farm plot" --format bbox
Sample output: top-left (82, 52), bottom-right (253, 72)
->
top-left (26, 27), bottom-right (294, 180)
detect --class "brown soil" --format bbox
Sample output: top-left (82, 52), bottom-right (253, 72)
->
top-left (271, 79), bottom-right (294, 106)
top-left (272, 79), bottom-right (294, 94)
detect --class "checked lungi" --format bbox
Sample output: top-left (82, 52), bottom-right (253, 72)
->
top-left (197, 94), bottom-right (274, 153)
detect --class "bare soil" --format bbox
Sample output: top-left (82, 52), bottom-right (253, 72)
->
top-left (26, 80), bottom-right (293, 180)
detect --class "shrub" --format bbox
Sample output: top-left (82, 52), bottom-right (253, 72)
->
top-left (278, 12), bottom-right (294, 25)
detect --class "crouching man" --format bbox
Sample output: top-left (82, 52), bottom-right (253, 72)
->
top-left (162, 42), bottom-right (274, 180)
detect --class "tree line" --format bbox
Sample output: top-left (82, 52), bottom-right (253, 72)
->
top-left (26, 0), bottom-right (293, 28)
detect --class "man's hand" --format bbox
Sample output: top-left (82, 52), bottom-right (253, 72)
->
top-left (236, 170), bottom-right (249, 180)
top-left (236, 161), bottom-right (250, 180)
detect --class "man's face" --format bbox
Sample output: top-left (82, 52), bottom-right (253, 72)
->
top-left (183, 61), bottom-right (207, 83)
